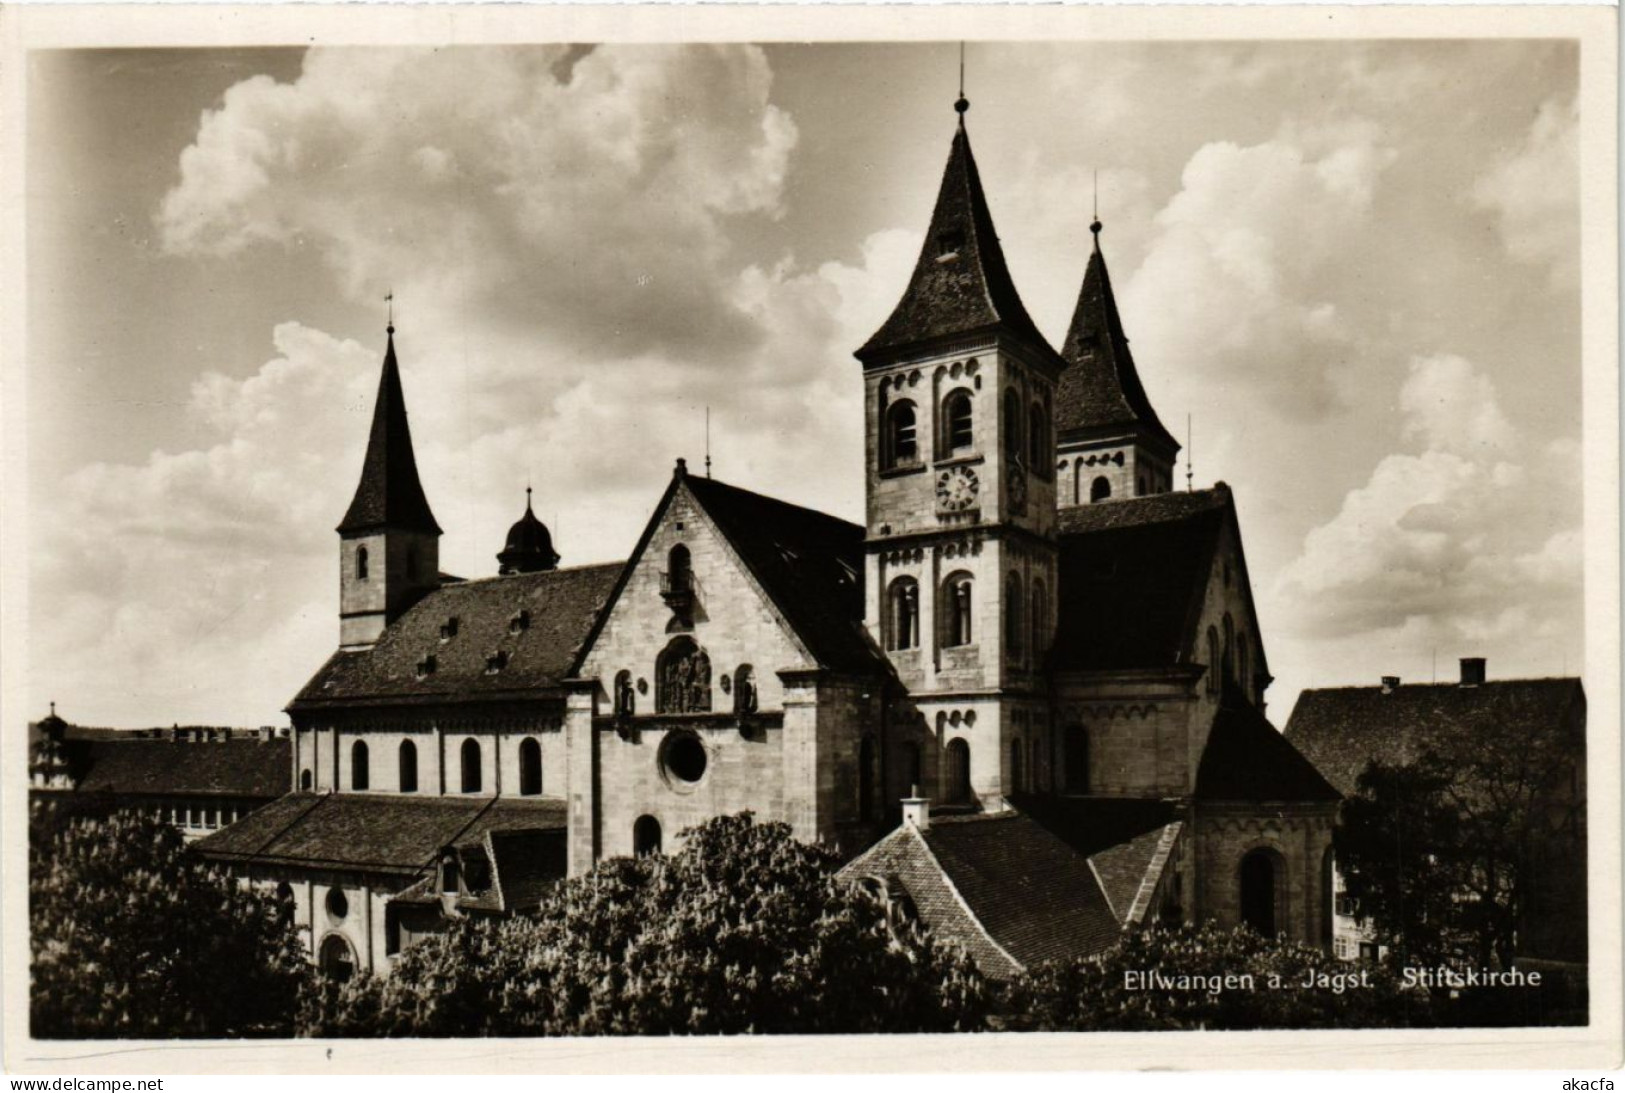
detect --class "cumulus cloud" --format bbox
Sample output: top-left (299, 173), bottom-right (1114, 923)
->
top-left (1277, 353), bottom-right (1581, 650)
top-left (1472, 95), bottom-right (1579, 290)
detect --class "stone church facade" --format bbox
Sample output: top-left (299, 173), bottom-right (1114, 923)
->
top-left (198, 97), bottom-right (1339, 980)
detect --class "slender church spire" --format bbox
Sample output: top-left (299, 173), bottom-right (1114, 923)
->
top-left (856, 98), bottom-right (1057, 368)
top-left (337, 325), bottom-right (442, 535)
top-left (1055, 218), bottom-right (1179, 454)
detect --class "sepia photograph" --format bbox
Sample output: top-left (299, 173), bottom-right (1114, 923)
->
top-left (2, 3), bottom-right (1618, 1074)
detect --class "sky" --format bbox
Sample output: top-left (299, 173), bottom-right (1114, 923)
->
top-left (25, 40), bottom-right (1582, 728)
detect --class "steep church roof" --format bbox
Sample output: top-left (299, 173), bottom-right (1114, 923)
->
top-left (1051, 487), bottom-right (1232, 672)
top-left (857, 108), bottom-right (1059, 368)
top-left (1055, 225), bottom-right (1179, 453)
top-left (290, 562), bottom-right (622, 709)
top-left (1195, 684), bottom-right (1341, 803)
top-left (337, 326), bottom-right (442, 536)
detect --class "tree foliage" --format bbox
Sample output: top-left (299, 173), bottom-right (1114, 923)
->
top-left (1006, 923), bottom-right (1431, 1031)
top-left (30, 803), bottom-right (308, 1038)
top-left (303, 813), bottom-right (989, 1036)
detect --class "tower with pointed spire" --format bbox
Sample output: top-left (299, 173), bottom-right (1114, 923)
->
top-left (498, 487), bottom-right (561, 575)
top-left (337, 323), bottom-right (443, 648)
top-left (856, 94), bottom-right (1065, 808)
top-left (1054, 219), bottom-right (1181, 507)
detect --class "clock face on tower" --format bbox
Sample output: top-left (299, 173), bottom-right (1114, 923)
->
top-left (936, 466), bottom-right (980, 512)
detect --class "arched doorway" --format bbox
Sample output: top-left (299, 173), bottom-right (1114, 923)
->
top-left (633, 815), bottom-right (662, 857)
top-left (1240, 848), bottom-right (1282, 938)
top-left (319, 934), bottom-right (356, 982)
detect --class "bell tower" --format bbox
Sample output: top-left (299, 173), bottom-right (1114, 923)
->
top-left (337, 323), bottom-right (442, 648)
top-left (1054, 219), bottom-right (1181, 507)
top-left (856, 95), bottom-right (1065, 808)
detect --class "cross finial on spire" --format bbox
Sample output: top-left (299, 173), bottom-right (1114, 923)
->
top-left (49, 701), bottom-right (56, 718)
top-left (954, 42), bottom-right (969, 119)
top-left (1090, 170), bottom-right (1103, 245)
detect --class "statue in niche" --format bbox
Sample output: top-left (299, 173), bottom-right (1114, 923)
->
top-left (657, 637), bottom-right (712, 714)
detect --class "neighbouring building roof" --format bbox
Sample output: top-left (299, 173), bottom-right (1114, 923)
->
top-left (290, 562), bottom-right (623, 709)
top-left (1056, 228), bottom-right (1180, 453)
top-left (1284, 677), bottom-right (1585, 797)
top-left (30, 731), bottom-right (290, 799)
top-left (857, 115), bottom-right (1059, 367)
top-left (1051, 488), bottom-right (1230, 672)
top-left (683, 475), bottom-right (882, 675)
top-left (1195, 685), bottom-right (1341, 803)
top-left (337, 327), bottom-right (442, 536)
top-left (193, 792), bottom-right (567, 875)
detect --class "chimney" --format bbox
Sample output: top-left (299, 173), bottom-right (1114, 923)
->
top-left (1459, 657), bottom-right (1486, 687)
top-left (901, 786), bottom-right (930, 833)
top-left (1380, 676), bottom-right (1400, 694)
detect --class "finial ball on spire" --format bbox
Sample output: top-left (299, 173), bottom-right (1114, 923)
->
top-left (1090, 219), bottom-right (1102, 236)
top-left (954, 95), bottom-right (969, 115)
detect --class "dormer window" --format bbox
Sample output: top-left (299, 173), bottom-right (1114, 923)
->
top-left (440, 617), bottom-right (459, 642)
top-left (485, 651), bottom-right (509, 674)
top-left (415, 655), bottom-right (437, 680)
top-left (936, 228), bottom-right (965, 261)
top-left (509, 609), bottom-right (531, 635)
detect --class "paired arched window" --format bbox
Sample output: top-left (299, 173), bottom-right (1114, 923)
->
top-left (350, 741), bottom-right (370, 791)
top-left (356, 546), bottom-right (369, 581)
top-left (656, 635), bottom-right (711, 713)
top-left (460, 738), bottom-right (482, 793)
top-left (1091, 476), bottom-right (1112, 503)
top-left (1031, 578), bottom-right (1048, 660)
top-left (1004, 572), bottom-right (1024, 657)
top-left (613, 670), bottom-right (636, 716)
top-left (942, 572), bottom-right (974, 647)
top-left (1003, 389), bottom-right (1023, 462)
top-left (518, 738), bottom-right (542, 796)
top-left (1064, 725), bottom-right (1089, 792)
top-left (859, 735), bottom-right (879, 820)
top-left (887, 578), bottom-right (919, 651)
top-left (1206, 626), bottom-right (1221, 695)
top-left (733, 664), bottom-right (757, 715)
top-left (885, 401), bottom-right (919, 467)
top-left (1028, 402), bottom-right (1048, 470)
top-left (633, 815), bottom-right (662, 857)
top-left (946, 738), bottom-right (972, 804)
top-left (942, 390), bottom-right (974, 455)
top-left (666, 544), bottom-right (692, 593)
top-left (398, 740), bottom-right (418, 794)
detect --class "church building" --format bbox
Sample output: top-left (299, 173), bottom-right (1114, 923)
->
top-left (197, 94), bottom-right (1340, 980)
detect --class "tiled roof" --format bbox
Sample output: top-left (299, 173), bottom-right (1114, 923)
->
top-left (1195, 685), bottom-right (1341, 803)
top-left (1051, 489), bottom-right (1230, 671)
top-left (193, 792), bottom-right (566, 874)
top-left (922, 810), bottom-right (1123, 967)
top-left (62, 738), bottom-right (290, 798)
top-left (1089, 821), bottom-right (1180, 923)
top-left (290, 562), bottom-right (622, 708)
top-left (1284, 678), bottom-right (1585, 797)
top-left (1056, 236), bottom-right (1179, 452)
top-left (683, 476), bottom-right (884, 675)
top-left (337, 329), bottom-right (441, 536)
top-left (857, 121), bottom-right (1058, 366)
top-left (485, 828), bottom-right (566, 911)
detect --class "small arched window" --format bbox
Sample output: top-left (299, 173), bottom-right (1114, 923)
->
top-left (946, 738), bottom-right (972, 803)
top-left (943, 390), bottom-right (974, 455)
top-left (350, 740), bottom-right (369, 792)
top-left (1004, 572), bottom-right (1024, 657)
top-left (1223, 613), bottom-right (1236, 681)
top-left (943, 572), bottom-right (974, 647)
top-left (887, 578), bottom-right (919, 651)
top-left (1091, 476), bottom-right (1112, 503)
top-left (519, 738), bottom-right (542, 796)
top-left (859, 735), bottom-right (879, 821)
top-left (733, 664), bottom-right (757, 715)
top-left (1028, 402), bottom-right (1048, 470)
top-left (1207, 626), bottom-right (1221, 695)
top-left (1031, 578), bottom-right (1048, 660)
top-left (398, 739), bottom-right (418, 794)
top-left (885, 401), bottom-right (919, 467)
top-left (633, 815), bottom-right (662, 857)
top-left (666, 544), bottom-right (692, 593)
top-left (1003, 389), bottom-right (1023, 462)
top-left (460, 738), bottom-right (482, 793)
top-left (356, 546), bottom-right (369, 581)
top-left (300, 768), bottom-right (313, 792)
top-left (656, 635), bottom-right (711, 713)
top-left (614, 670), bottom-right (636, 716)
